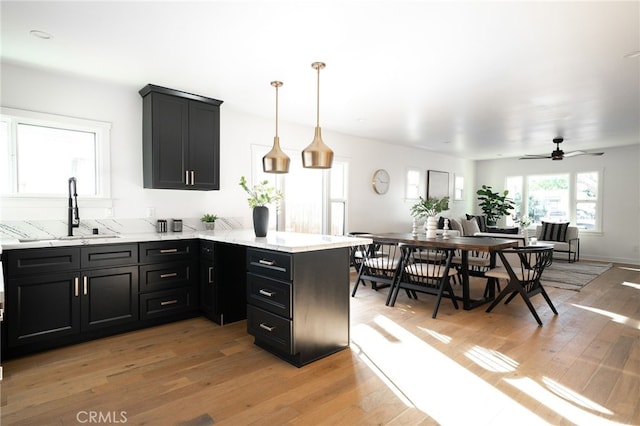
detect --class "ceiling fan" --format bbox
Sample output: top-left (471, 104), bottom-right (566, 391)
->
top-left (520, 137), bottom-right (604, 160)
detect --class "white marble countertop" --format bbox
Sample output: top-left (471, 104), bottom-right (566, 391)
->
top-left (0, 229), bottom-right (372, 253)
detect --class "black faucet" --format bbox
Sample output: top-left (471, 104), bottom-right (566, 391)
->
top-left (68, 177), bottom-right (79, 236)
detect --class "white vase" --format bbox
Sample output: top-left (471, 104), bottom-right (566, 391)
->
top-left (425, 216), bottom-right (438, 239)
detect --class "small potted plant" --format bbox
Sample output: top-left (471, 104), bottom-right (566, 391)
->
top-left (201, 213), bottom-right (218, 231)
top-left (410, 196), bottom-right (449, 238)
top-left (239, 176), bottom-right (283, 237)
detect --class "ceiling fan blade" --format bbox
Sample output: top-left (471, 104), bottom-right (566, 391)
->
top-left (519, 155), bottom-right (551, 160)
top-left (564, 151), bottom-right (605, 157)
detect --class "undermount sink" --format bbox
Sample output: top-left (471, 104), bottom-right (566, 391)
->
top-left (19, 234), bottom-right (121, 242)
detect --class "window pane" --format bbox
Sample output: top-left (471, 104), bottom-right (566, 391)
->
top-left (331, 201), bottom-right (345, 235)
top-left (330, 162), bottom-right (346, 199)
top-left (406, 169), bottom-right (420, 199)
top-left (0, 120), bottom-right (9, 194)
top-left (17, 123), bottom-right (97, 195)
top-left (576, 202), bottom-right (596, 229)
top-left (527, 174), bottom-right (569, 223)
top-left (577, 172), bottom-right (598, 200)
top-left (283, 166), bottom-right (323, 234)
top-left (505, 176), bottom-right (523, 226)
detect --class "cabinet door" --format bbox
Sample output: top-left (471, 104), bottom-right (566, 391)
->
top-left (81, 266), bottom-right (139, 332)
top-left (199, 258), bottom-right (215, 321)
top-left (188, 101), bottom-right (220, 190)
top-left (147, 92), bottom-right (189, 189)
top-left (7, 272), bottom-right (81, 347)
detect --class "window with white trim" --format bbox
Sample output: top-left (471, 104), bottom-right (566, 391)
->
top-left (505, 171), bottom-right (601, 232)
top-left (1, 107), bottom-right (111, 199)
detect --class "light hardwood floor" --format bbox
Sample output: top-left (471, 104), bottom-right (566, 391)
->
top-left (2, 263), bottom-right (639, 425)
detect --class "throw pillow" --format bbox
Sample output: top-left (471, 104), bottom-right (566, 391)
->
top-left (449, 218), bottom-right (464, 236)
top-left (466, 214), bottom-right (488, 232)
top-left (540, 221), bottom-right (570, 242)
top-left (462, 218), bottom-right (481, 236)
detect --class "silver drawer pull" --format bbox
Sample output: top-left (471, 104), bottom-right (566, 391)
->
top-left (161, 299), bottom-right (178, 306)
top-left (258, 259), bottom-right (275, 266)
top-left (259, 323), bottom-right (275, 332)
top-left (160, 272), bottom-right (178, 278)
top-left (160, 248), bottom-right (178, 253)
top-left (259, 289), bottom-right (275, 297)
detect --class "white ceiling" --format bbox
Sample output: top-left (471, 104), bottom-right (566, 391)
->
top-left (1, 1), bottom-right (639, 160)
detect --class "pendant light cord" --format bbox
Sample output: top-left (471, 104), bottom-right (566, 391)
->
top-left (316, 65), bottom-right (320, 127)
top-left (275, 84), bottom-right (279, 137)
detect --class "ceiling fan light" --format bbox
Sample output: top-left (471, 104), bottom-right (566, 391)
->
top-left (302, 61), bottom-right (333, 169)
top-left (263, 81), bottom-right (290, 174)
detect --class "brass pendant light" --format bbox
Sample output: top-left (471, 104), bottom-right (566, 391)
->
top-left (262, 81), bottom-right (290, 174)
top-left (302, 61), bottom-right (334, 169)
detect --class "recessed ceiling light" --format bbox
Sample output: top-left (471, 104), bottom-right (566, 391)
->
top-left (30, 30), bottom-right (53, 40)
top-left (623, 50), bottom-right (640, 59)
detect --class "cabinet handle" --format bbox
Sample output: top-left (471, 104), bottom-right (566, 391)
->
top-left (259, 323), bottom-right (275, 332)
top-left (74, 277), bottom-right (79, 297)
top-left (83, 276), bottom-right (88, 295)
top-left (160, 248), bottom-right (178, 253)
top-left (160, 299), bottom-right (178, 306)
top-left (258, 259), bottom-right (275, 266)
top-left (259, 289), bottom-right (275, 297)
top-left (208, 266), bottom-right (213, 284)
top-left (190, 170), bottom-right (195, 186)
top-left (160, 272), bottom-right (178, 279)
top-left (185, 170), bottom-right (190, 185)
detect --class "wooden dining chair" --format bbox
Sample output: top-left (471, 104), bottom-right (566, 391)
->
top-left (388, 243), bottom-right (459, 318)
top-left (484, 246), bottom-right (557, 326)
top-left (351, 239), bottom-right (401, 297)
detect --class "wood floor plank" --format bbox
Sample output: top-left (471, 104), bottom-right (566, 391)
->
top-left (1, 262), bottom-right (639, 425)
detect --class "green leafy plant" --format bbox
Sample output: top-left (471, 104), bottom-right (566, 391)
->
top-left (410, 196), bottom-right (449, 219)
top-left (239, 176), bottom-right (283, 209)
top-left (476, 185), bottom-right (515, 225)
top-left (200, 213), bottom-right (218, 223)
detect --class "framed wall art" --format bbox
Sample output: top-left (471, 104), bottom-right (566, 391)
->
top-left (426, 170), bottom-right (449, 199)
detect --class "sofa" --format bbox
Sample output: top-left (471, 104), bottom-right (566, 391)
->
top-left (534, 223), bottom-right (580, 263)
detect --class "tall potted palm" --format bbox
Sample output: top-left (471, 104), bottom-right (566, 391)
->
top-left (410, 196), bottom-right (449, 238)
top-left (239, 176), bottom-right (283, 237)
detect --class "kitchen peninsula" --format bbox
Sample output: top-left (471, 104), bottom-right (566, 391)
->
top-left (0, 229), bottom-right (371, 367)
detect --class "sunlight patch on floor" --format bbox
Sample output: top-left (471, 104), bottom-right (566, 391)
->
top-left (621, 281), bottom-right (640, 290)
top-left (572, 304), bottom-right (640, 329)
top-left (465, 345), bottom-right (519, 373)
top-left (505, 377), bottom-right (625, 426)
top-left (417, 326), bottom-right (452, 344)
top-left (619, 266), bottom-right (640, 272)
top-left (542, 377), bottom-right (614, 415)
top-left (352, 314), bottom-right (548, 425)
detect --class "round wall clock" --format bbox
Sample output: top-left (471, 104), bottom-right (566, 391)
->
top-left (372, 169), bottom-right (390, 194)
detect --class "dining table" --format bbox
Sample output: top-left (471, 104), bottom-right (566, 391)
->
top-left (362, 233), bottom-right (520, 310)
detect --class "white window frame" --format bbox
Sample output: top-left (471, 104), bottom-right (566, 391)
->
top-left (505, 170), bottom-right (602, 233)
top-left (1, 107), bottom-right (112, 210)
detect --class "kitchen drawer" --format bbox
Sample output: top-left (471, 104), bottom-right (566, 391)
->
top-left (139, 286), bottom-right (198, 320)
top-left (139, 261), bottom-right (196, 292)
top-left (246, 248), bottom-right (292, 281)
top-left (247, 305), bottom-right (293, 355)
top-left (81, 244), bottom-right (138, 269)
top-left (6, 247), bottom-right (80, 276)
top-left (139, 240), bottom-right (197, 264)
top-left (247, 273), bottom-right (291, 318)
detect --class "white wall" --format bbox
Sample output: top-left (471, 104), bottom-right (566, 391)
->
top-left (475, 145), bottom-right (640, 264)
top-left (1, 62), bottom-right (472, 234)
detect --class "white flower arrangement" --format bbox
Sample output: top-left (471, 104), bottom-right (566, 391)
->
top-left (516, 215), bottom-right (532, 227)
